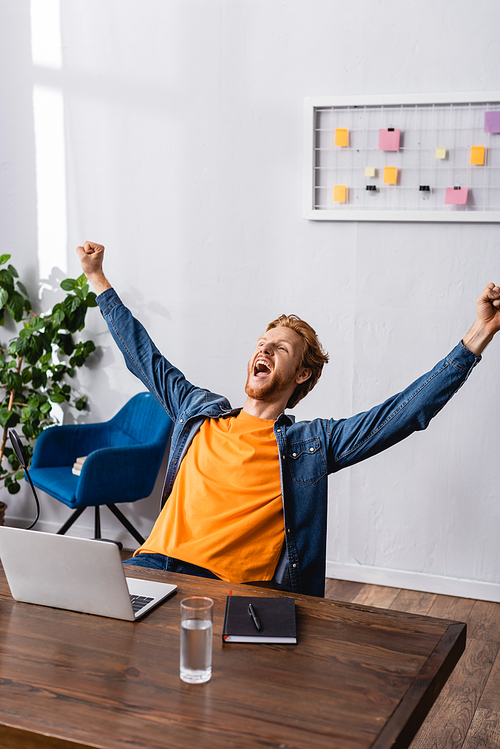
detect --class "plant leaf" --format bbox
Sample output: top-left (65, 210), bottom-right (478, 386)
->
top-left (51, 308), bottom-right (65, 328)
top-left (0, 409), bottom-right (19, 428)
top-left (75, 396), bottom-right (87, 411)
top-left (66, 296), bottom-right (81, 314)
top-left (49, 393), bottom-right (66, 403)
top-left (28, 316), bottom-right (46, 332)
top-left (15, 337), bottom-right (31, 357)
top-left (7, 291), bottom-right (26, 322)
top-left (0, 269), bottom-right (14, 288)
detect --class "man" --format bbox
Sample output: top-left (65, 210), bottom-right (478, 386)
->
top-left (77, 241), bottom-right (500, 597)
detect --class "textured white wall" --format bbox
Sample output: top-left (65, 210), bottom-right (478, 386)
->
top-left (1, 0), bottom-right (499, 598)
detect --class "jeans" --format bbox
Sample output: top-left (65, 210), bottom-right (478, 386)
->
top-left (123, 552), bottom-right (291, 590)
top-left (124, 553), bottom-right (220, 579)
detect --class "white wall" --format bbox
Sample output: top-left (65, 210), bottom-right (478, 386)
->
top-left (1, 0), bottom-right (499, 599)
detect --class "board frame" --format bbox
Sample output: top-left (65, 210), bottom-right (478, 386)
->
top-left (303, 92), bottom-right (500, 222)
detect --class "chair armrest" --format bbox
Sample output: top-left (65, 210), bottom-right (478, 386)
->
top-left (75, 442), bottom-right (167, 505)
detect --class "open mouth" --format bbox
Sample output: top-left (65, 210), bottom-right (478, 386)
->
top-left (253, 359), bottom-right (272, 378)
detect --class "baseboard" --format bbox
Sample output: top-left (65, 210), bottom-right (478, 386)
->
top-left (326, 560), bottom-right (500, 603)
top-left (3, 516), bottom-right (138, 551)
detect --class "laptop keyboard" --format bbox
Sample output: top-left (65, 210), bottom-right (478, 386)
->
top-left (130, 594), bottom-right (154, 614)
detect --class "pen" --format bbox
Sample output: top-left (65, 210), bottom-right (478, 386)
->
top-left (248, 603), bottom-right (261, 631)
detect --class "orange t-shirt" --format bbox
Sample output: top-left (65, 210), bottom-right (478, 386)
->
top-left (137, 411), bottom-right (285, 582)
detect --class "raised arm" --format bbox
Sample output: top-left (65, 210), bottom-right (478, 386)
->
top-left (76, 241), bottom-right (112, 296)
top-left (327, 282), bottom-right (499, 472)
top-left (462, 282), bottom-right (500, 356)
top-left (75, 242), bottom-right (227, 421)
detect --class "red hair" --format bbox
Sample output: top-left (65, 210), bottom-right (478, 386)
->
top-left (265, 314), bottom-right (329, 408)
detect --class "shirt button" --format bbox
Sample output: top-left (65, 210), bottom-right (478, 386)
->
top-left (179, 419), bottom-right (183, 423)
top-left (277, 429), bottom-right (281, 433)
top-left (282, 455), bottom-right (286, 459)
top-left (292, 563), bottom-right (297, 568)
top-left (292, 452), bottom-right (297, 457)
top-left (309, 447), bottom-right (314, 452)
top-left (287, 528), bottom-right (291, 533)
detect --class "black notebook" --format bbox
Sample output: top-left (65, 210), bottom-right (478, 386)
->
top-left (222, 595), bottom-right (297, 643)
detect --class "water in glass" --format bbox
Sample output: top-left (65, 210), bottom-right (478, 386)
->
top-left (180, 618), bottom-right (212, 683)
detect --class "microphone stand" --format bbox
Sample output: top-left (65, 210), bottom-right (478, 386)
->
top-left (7, 429), bottom-right (40, 530)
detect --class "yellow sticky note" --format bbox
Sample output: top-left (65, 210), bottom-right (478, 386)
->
top-left (435, 148), bottom-right (447, 159)
top-left (333, 185), bottom-right (347, 203)
top-left (365, 166), bottom-right (376, 177)
top-left (383, 167), bottom-right (397, 185)
top-left (470, 146), bottom-right (485, 165)
top-left (335, 129), bottom-right (348, 147)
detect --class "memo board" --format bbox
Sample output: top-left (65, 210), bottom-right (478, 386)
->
top-left (304, 92), bottom-right (500, 222)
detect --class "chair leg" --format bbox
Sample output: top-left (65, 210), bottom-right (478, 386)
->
top-left (56, 504), bottom-right (145, 547)
top-left (57, 507), bottom-right (86, 535)
top-left (106, 504), bottom-right (146, 545)
top-left (94, 506), bottom-right (101, 539)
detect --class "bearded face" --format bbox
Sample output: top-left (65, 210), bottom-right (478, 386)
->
top-left (244, 357), bottom-right (295, 401)
top-left (244, 327), bottom-right (307, 405)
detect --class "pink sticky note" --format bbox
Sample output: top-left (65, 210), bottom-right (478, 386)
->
top-left (485, 112), bottom-right (500, 133)
top-left (445, 187), bottom-right (468, 205)
top-left (379, 129), bottom-right (400, 151)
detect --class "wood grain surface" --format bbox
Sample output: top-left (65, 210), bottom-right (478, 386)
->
top-left (0, 565), bottom-right (465, 749)
top-left (325, 579), bottom-right (500, 749)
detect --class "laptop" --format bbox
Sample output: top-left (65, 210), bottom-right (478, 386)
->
top-left (0, 526), bottom-right (177, 621)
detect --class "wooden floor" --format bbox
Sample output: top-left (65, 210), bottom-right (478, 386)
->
top-left (325, 578), bottom-right (500, 749)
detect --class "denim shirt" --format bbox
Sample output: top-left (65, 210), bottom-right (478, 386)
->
top-left (98, 288), bottom-right (480, 597)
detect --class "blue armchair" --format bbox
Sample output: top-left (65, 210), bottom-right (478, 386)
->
top-left (29, 392), bottom-right (173, 545)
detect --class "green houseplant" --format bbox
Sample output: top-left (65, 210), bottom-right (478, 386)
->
top-left (0, 255), bottom-right (97, 501)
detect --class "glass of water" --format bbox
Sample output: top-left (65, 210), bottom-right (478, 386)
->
top-left (180, 597), bottom-right (213, 684)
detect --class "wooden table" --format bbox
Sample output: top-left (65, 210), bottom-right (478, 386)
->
top-left (0, 564), bottom-right (465, 749)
